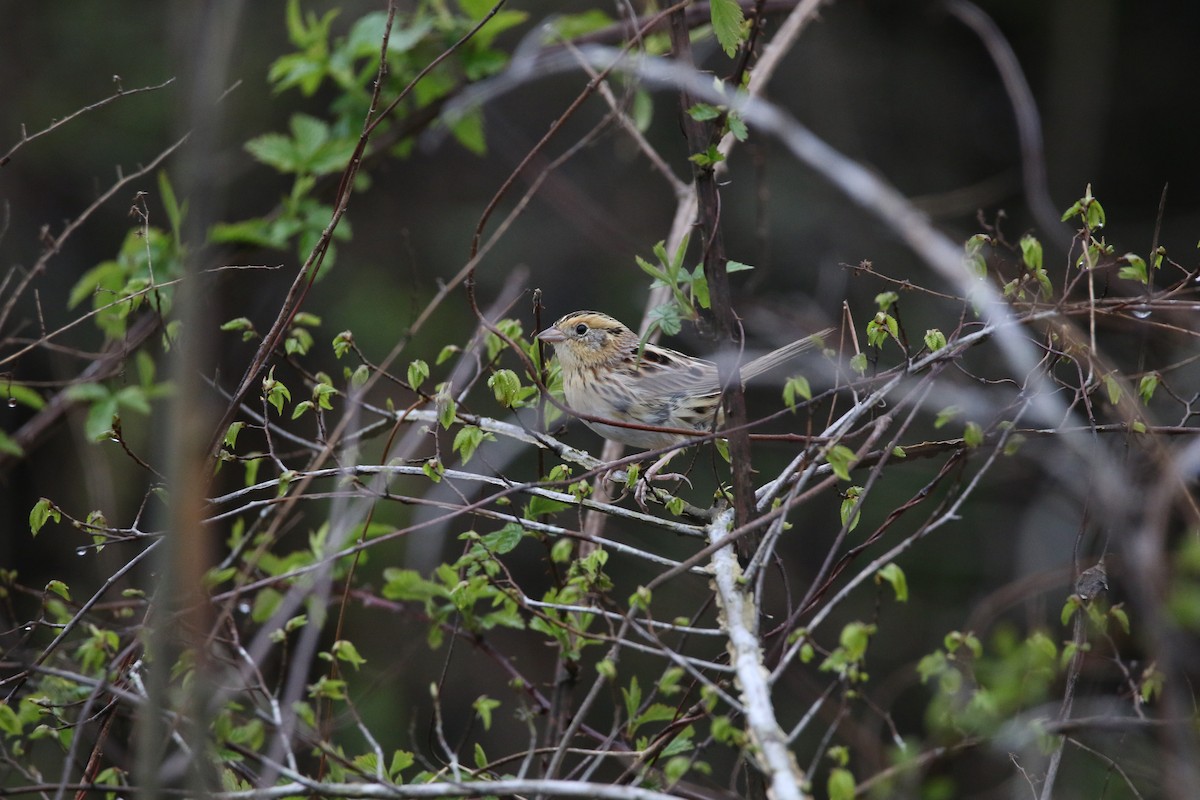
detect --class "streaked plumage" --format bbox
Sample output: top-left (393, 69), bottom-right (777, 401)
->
top-left (536, 310), bottom-right (829, 450)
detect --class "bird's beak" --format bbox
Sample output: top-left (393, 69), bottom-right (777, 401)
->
top-left (536, 326), bottom-right (565, 343)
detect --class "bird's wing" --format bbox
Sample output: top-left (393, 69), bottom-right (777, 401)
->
top-left (625, 344), bottom-right (721, 396)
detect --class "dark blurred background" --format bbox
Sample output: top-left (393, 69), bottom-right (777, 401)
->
top-left (2, 1), bottom-right (1196, 794)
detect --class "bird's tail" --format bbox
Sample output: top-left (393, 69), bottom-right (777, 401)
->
top-left (739, 328), bottom-right (834, 382)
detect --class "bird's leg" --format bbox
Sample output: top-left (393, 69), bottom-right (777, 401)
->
top-left (633, 451), bottom-right (691, 510)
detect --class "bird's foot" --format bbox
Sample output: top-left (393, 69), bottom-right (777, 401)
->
top-left (632, 454), bottom-right (691, 511)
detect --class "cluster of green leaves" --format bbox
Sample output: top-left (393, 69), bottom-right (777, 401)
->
top-left (918, 628), bottom-right (1059, 738)
top-left (819, 621), bottom-right (877, 683)
top-left (865, 291), bottom-right (899, 350)
top-left (1000, 234), bottom-right (1053, 301)
top-left (1060, 185), bottom-right (1165, 285)
top-left (635, 237), bottom-right (754, 348)
top-left (213, 0), bottom-right (528, 271)
top-left (685, 100), bottom-right (748, 167)
top-left (381, 523), bottom-right (527, 649)
top-left (209, 110), bottom-right (355, 272)
top-left (64, 351), bottom-right (172, 442)
top-left (616, 671), bottom-right (705, 788)
top-left (376, 504), bottom-right (613, 675)
top-left (70, 172), bottom-right (185, 341)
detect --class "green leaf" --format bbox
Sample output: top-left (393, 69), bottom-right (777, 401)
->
top-left (65, 382), bottom-right (110, 404)
top-left (388, 750), bottom-right (415, 781)
top-left (285, 327), bottom-right (314, 355)
top-left (449, 107), bottom-right (487, 156)
top-left (1019, 235), bottom-right (1043, 271)
top-left (646, 303), bottom-right (683, 338)
top-left (866, 313), bottom-right (897, 348)
top-left (224, 422), bottom-right (245, 449)
top-left (487, 369), bottom-right (522, 406)
top-left (312, 381), bottom-right (337, 410)
top-left (476, 522), bottom-right (524, 555)
top-left (209, 218), bottom-right (285, 250)
top-left (725, 259), bottom-right (754, 273)
top-left (289, 114), bottom-right (341, 173)
top-left (263, 367), bottom-right (291, 416)
top-left (0, 704), bottom-right (20, 736)
top-left (350, 12), bottom-right (432, 58)
top-left (689, 268), bottom-right (710, 310)
top-left (782, 375), bottom-right (811, 410)
top-left (473, 695), bottom-right (501, 731)
top-left (1061, 595), bottom-right (1080, 626)
top-left (45, 580), bottom-right (71, 601)
top-left (629, 585), bottom-right (652, 612)
top-left (924, 328), bottom-right (947, 352)
top-left (933, 405), bottom-right (960, 429)
top-left (436, 384), bottom-right (457, 428)
top-left (727, 113), bottom-right (748, 141)
top-left (276, 470), bottom-right (296, 498)
top-left (875, 563), bottom-right (908, 602)
top-left (407, 359), bottom-right (429, 391)
top-left (452, 425), bottom-right (489, 464)
top-left (245, 132), bottom-right (300, 173)
top-left (636, 252), bottom-right (669, 283)
top-left (291, 400), bottom-right (313, 420)
top-left (828, 766), bottom-right (856, 800)
top-left (30, 498), bottom-right (61, 536)
top-left (875, 291), bottom-right (898, 311)
top-left (963, 233), bottom-right (989, 278)
top-left (115, 385), bottom-right (151, 416)
top-left (688, 103), bottom-right (721, 121)
top-left (849, 352), bottom-right (868, 376)
top-left (825, 445), bottom-right (857, 481)
top-left (83, 398), bottom-right (118, 441)
top-left (657, 667), bottom-right (684, 697)
top-left (839, 621), bottom-right (875, 660)
top-left (307, 676), bottom-right (347, 701)
top-left (422, 458), bottom-right (444, 483)
top-left (688, 145), bottom-right (724, 167)
top-left (1103, 374), bottom-right (1122, 406)
top-left (963, 421), bottom-right (984, 448)
top-left (1086, 196), bottom-right (1106, 228)
top-left (839, 486), bottom-right (862, 532)
top-left (1138, 373), bottom-right (1159, 405)
top-left (1118, 253), bottom-right (1148, 284)
top-left (221, 317), bottom-right (255, 334)
top-left (709, 0), bottom-right (747, 57)
top-left (3, 382), bottom-right (45, 410)
top-left (636, 703), bottom-right (678, 728)
top-left (551, 537), bottom-right (573, 563)
top-left (381, 568), bottom-right (446, 602)
top-left (526, 495), bottom-right (570, 517)
top-left (330, 639), bottom-right (366, 669)
top-left (0, 431), bottom-right (23, 457)
top-left (622, 676), bottom-right (642, 725)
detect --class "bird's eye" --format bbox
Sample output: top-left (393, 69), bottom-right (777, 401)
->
top-left (574, 323), bottom-right (588, 336)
